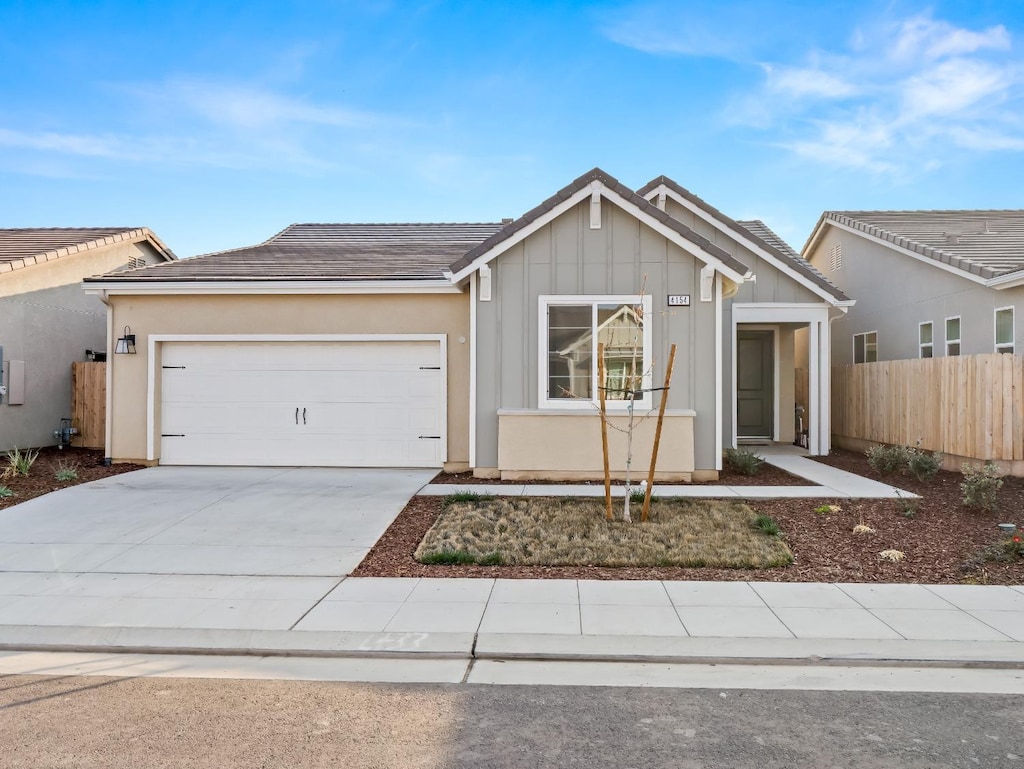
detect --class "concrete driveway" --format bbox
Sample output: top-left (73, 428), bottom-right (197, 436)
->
top-left (0, 466), bottom-right (434, 578)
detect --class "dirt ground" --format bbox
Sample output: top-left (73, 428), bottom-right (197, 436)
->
top-left (0, 447), bottom-right (142, 511)
top-left (356, 449), bottom-right (1024, 584)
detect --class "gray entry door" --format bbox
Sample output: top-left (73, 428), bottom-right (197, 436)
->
top-left (736, 330), bottom-right (774, 438)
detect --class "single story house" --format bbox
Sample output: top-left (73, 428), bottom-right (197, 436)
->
top-left (0, 228), bottom-right (176, 452)
top-left (802, 210), bottom-right (1024, 364)
top-left (83, 169), bottom-right (851, 480)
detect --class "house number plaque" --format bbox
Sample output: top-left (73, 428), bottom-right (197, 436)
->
top-left (667, 295), bottom-right (690, 306)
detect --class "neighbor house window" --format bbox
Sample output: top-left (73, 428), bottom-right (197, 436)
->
top-left (945, 316), bottom-right (961, 356)
top-left (853, 331), bottom-right (877, 364)
top-left (541, 295), bottom-right (652, 409)
top-left (995, 307), bottom-right (1014, 354)
top-left (919, 322), bottom-right (933, 358)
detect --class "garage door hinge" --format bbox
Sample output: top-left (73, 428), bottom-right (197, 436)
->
top-left (162, 366), bottom-right (186, 369)
top-left (419, 366), bottom-right (441, 370)
top-left (418, 435), bottom-right (441, 439)
top-left (161, 434), bottom-right (186, 437)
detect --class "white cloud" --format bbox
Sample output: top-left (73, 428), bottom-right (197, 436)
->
top-left (763, 64), bottom-right (860, 100)
top-left (755, 12), bottom-right (1024, 174)
top-left (887, 13), bottom-right (1010, 63)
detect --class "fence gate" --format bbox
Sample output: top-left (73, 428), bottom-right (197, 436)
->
top-left (71, 362), bottom-right (105, 449)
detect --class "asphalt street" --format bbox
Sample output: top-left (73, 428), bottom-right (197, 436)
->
top-left (2, 674), bottom-right (1022, 769)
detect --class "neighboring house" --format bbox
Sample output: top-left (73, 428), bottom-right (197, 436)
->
top-left (803, 210), bottom-right (1024, 365)
top-left (0, 228), bottom-right (176, 452)
top-left (83, 169), bottom-right (850, 480)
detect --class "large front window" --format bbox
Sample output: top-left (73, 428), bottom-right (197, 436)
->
top-left (541, 295), bottom-right (652, 408)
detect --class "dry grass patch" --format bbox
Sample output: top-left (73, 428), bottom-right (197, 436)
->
top-left (415, 497), bottom-right (793, 569)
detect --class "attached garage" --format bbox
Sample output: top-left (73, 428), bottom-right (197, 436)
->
top-left (156, 336), bottom-right (446, 468)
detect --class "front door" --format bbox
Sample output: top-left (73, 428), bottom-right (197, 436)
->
top-left (736, 330), bottom-right (774, 439)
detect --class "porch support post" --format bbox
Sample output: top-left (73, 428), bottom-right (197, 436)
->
top-left (808, 320), bottom-right (820, 455)
top-left (817, 318), bottom-right (831, 455)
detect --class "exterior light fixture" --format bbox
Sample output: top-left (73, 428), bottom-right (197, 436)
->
top-left (114, 326), bottom-right (136, 355)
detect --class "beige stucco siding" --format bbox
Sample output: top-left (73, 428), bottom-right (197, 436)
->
top-left (0, 242), bottom-right (162, 298)
top-left (106, 292), bottom-right (470, 465)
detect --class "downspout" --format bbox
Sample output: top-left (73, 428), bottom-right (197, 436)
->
top-left (94, 288), bottom-right (114, 465)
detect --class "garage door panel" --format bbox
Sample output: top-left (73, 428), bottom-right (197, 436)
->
top-left (159, 340), bottom-right (445, 467)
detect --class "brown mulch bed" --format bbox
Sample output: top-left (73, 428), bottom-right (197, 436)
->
top-left (432, 462), bottom-right (811, 487)
top-left (0, 447), bottom-right (143, 511)
top-left (355, 449), bottom-right (1024, 584)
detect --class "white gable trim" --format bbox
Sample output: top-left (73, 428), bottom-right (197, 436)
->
top-left (648, 184), bottom-right (846, 307)
top-left (807, 217), bottom-right (990, 287)
top-left (446, 181), bottom-right (751, 285)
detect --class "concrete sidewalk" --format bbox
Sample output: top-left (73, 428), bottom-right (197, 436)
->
top-left (1, 576), bottom-right (1021, 668)
top-left (422, 449), bottom-right (917, 499)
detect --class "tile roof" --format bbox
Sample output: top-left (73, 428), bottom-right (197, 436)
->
top-left (637, 176), bottom-right (850, 302)
top-left (448, 168), bottom-right (753, 280)
top-left (0, 227), bottom-right (174, 274)
top-left (819, 210), bottom-right (1024, 280)
top-left (92, 223), bottom-right (504, 282)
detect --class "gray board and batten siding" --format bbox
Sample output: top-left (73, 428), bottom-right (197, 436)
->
top-left (474, 198), bottom-right (720, 470)
top-left (809, 223), bottom-right (1024, 365)
top-left (659, 197), bottom-right (823, 449)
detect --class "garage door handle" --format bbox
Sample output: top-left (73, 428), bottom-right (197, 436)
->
top-left (295, 407), bottom-right (299, 424)
top-left (302, 408), bottom-right (307, 424)
top-left (418, 435), bottom-right (441, 439)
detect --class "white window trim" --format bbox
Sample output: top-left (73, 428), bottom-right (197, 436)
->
top-left (945, 315), bottom-right (961, 356)
top-left (853, 330), bottom-right (878, 364)
top-left (995, 306), bottom-right (1015, 353)
top-left (918, 321), bottom-right (934, 359)
top-left (538, 295), bottom-right (653, 410)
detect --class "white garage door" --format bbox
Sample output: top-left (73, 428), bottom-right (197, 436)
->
top-left (159, 340), bottom-right (445, 467)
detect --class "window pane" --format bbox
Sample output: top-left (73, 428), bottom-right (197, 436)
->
top-left (853, 334), bottom-right (865, 364)
top-left (919, 323), bottom-right (932, 345)
top-left (865, 332), bottom-right (877, 363)
top-left (946, 317), bottom-right (960, 341)
top-left (597, 303), bottom-right (643, 400)
top-left (547, 305), bottom-right (593, 399)
top-left (948, 342), bottom-right (960, 356)
top-left (996, 309), bottom-right (1014, 345)
top-left (921, 345), bottom-right (933, 358)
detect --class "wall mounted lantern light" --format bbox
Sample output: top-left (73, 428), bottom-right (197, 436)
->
top-left (114, 326), bottom-right (136, 355)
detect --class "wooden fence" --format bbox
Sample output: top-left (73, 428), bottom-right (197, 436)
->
top-left (831, 353), bottom-right (1024, 462)
top-left (71, 362), bottom-right (105, 449)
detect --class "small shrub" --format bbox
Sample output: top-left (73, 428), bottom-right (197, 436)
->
top-left (814, 504), bottom-right (841, 515)
top-left (419, 549), bottom-right (478, 565)
top-left (852, 524), bottom-right (875, 534)
top-left (0, 486), bottom-right (13, 498)
top-left (865, 444), bottom-right (910, 474)
top-left (725, 448), bottom-right (764, 476)
top-left (879, 549), bottom-right (906, 562)
top-left (443, 489), bottom-right (493, 507)
top-left (4, 447), bottom-right (39, 478)
top-left (961, 462), bottom-right (1004, 512)
top-left (893, 490), bottom-right (919, 518)
top-left (753, 514), bottom-right (781, 537)
top-left (477, 552), bottom-right (504, 566)
top-left (54, 460), bottom-right (79, 483)
top-left (906, 448), bottom-right (942, 482)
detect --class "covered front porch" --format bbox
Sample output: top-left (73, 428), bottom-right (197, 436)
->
top-left (730, 303), bottom-right (832, 456)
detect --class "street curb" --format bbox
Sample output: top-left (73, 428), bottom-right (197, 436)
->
top-left (2, 626), bottom-right (1022, 669)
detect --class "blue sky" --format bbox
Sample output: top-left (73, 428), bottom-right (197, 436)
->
top-left (2, 0), bottom-right (1023, 257)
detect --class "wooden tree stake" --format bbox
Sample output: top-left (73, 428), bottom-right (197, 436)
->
top-left (641, 343), bottom-right (676, 522)
top-left (597, 342), bottom-right (613, 520)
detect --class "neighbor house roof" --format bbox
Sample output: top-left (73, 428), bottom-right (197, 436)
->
top-left (0, 227), bottom-right (176, 274)
top-left (637, 176), bottom-right (850, 303)
top-left (447, 168), bottom-right (753, 281)
top-left (90, 223), bottom-right (505, 282)
top-left (808, 210), bottom-right (1024, 282)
